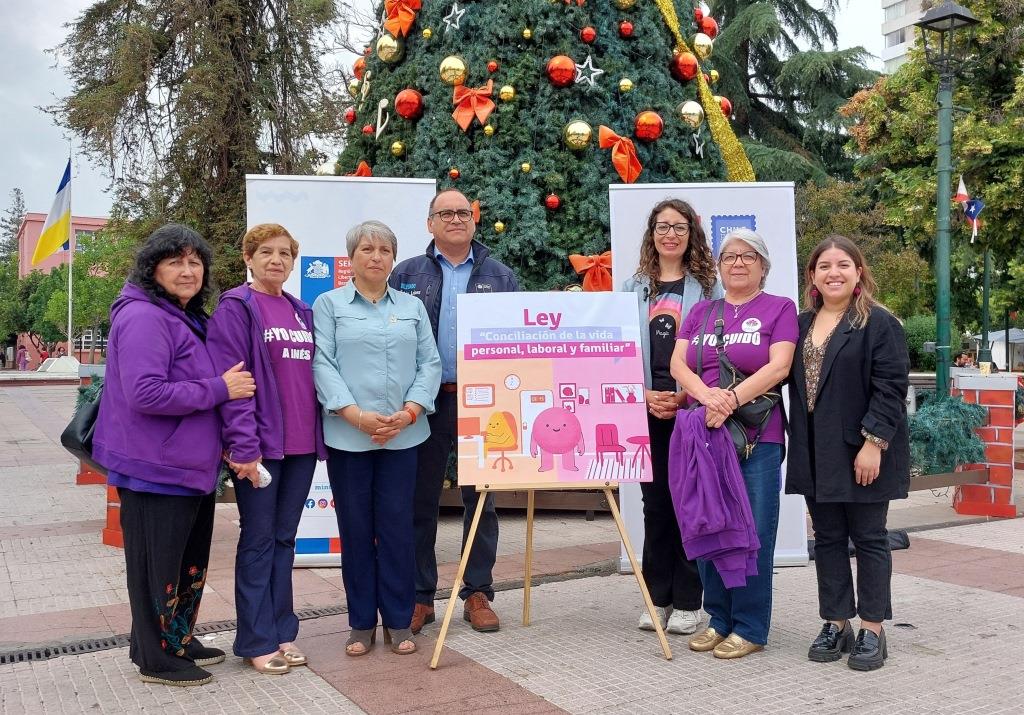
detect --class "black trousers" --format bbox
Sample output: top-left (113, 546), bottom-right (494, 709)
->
top-left (119, 488), bottom-right (216, 672)
top-left (640, 414), bottom-right (702, 611)
top-left (805, 497), bottom-right (892, 622)
top-left (414, 389), bottom-right (498, 604)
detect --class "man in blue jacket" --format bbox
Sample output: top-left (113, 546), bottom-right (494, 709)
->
top-left (390, 188), bottom-right (519, 634)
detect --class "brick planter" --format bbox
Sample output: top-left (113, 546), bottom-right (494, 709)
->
top-left (950, 373), bottom-right (1020, 518)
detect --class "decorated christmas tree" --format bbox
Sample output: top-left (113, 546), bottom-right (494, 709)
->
top-left (337, 0), bottom-right (754, 288)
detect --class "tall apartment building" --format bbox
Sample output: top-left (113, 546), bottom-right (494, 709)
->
top-left (881, 0), bottom-right (923, 73)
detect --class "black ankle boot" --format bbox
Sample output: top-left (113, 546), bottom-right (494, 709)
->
top-left (808, 621), bottom-right (854, 662)
top-left (848, 627), bottom-right (887, 671)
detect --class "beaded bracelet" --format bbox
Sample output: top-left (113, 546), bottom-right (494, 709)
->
top-left (860, 428), bottom-right (889, 451)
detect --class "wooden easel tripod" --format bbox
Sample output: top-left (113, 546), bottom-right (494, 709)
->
top-left (429, 481), bottom-right (673, 669)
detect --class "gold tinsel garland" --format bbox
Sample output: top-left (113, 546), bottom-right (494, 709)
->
top-left (653, 0), bottom-right (756, 182)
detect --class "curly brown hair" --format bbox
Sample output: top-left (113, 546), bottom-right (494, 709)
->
top-left (634, 198), bottom-right (716, 300)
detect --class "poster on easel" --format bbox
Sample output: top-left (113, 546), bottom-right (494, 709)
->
top-left (455, 291), bottom-right (652, 486)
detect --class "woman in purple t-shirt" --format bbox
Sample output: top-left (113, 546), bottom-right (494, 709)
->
top-left (670, 228), bottom-right (798, 660)
top-left (207, 224), bottom-right (326, 675)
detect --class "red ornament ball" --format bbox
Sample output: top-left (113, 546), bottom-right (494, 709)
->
top-left (362, 124), bottom-right (374, 135)
top-left (546, 55), bottom-right (577, 87)
top-left (700, 16), bottom-right (719, 39)
top-left (395, 88), bottom-right (424, 120)
top-left (344, 107), bottom-right (356, 124)
top-left (544, 193), bottom-right (561, 210)
top-left (353, 57), bottom-right (366, 80)
top-left (619, 20), bottom-right (634, 38)
top-left (448, 167), bottom-right (461, 179)
top-left (718, 96), bottom-right (733, 117)
top-left (487, 60), bottom-right (499, 73)
top-left (670, 51), bottom-right (699, 81)
top-left (580, 26), bottom-right (597, 43)
top-left (694, 7), bottom-right (703, 22)
top-left (634, 110), bottom-right (664, 142)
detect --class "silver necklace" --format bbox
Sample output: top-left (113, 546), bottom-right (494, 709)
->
top-left (727, 290), bottom-right (761, 319)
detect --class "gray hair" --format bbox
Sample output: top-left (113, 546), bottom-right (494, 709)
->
top-left (720, 228), bottom-right (771, 286)
top-left (345, 220), bottom-right (398, 257)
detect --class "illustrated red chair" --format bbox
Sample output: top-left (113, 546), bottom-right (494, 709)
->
top-left (595, 423), bottom-right (626, 465)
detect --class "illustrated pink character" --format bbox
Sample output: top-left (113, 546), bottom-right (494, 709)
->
top-left (530, 407), bottom-right (585, 472)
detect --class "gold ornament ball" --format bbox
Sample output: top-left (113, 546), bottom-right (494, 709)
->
top-left (613, 0), bottom-right (637, 9)
top-left (693, 33), bottom-right (714, 60)
top-left (563, 120), bottom-right (593, 150)
top-left (522, 28), bottom-right (533, 40)
top-left (520, 162), bottom-right (532, 173)
top-left (483, 124), bottom-right (495, 136)
top-left (494, 221), bottom-right (506, 233)
top-left (618, 77), bottom-right (634, 93)
top-left (499, 84), bottom-right (516, 101)
top-left (348, 79), bottom-right (360, 97)
top-left (422, 27), bottom-right (433, 39)
top-left (439, 55), bottom-right (468, 86)
top-left (677, 100), bottom-right (705, 129)
top-left (709, 69), bottom-right (720, 84)
top-left (376, 34), bottom-right (403, 64)
top-left (390, 141), bottom-right (405, 157)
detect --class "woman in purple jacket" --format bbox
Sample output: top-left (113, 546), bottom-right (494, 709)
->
top-left (206, 223), bottom-right (325, 675)
top-left (94, 224), bottom-right (255, 687)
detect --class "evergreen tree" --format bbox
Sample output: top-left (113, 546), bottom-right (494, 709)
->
top-left (50, 0), bottom-right (347, 289)
top-left (337, 0), bottom-right (756, 288)
top-left (712, 0), bottom-right (877, 181)
top-left (840, 0), bottom-right (1024, 329)
top-left (0, 188), bottom-right (25, 261)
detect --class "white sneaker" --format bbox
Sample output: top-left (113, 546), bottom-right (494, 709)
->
top-left (666, 609), bottom-right (701, 635)
top-left (638, 606), bottom-right (671, 631)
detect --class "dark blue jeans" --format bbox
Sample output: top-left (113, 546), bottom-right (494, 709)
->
top-left (327, 446), bottom-right (417, 631)
top-left (232, 453), bottom-right (316, 657)
top-left (414, 390), bottom-right (498, 603)
top-left (698, 442), bottom-right (781, 645)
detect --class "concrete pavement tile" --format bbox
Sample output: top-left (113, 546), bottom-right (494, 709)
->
top-left (0, 606), bottom-right (111, 649)
top-left (0, 631), bottom-right (366, 714)
top-left (302, 623), bottom-right (559, 715)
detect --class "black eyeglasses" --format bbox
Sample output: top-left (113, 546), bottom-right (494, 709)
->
top-left (653, 221), bottom-right (690, 236)
top-left (719, 251), bottom-right (759, 266)
top-left (430, 209), bottom-right (473, 223)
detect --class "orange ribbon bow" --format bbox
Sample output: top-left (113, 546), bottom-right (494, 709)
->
top-left (383, 0), bottom-right (421, 37)
top-left (348, 160), bottom-right (372, 177)
top-left (452, 80), bottom-right (495, 132)
top-left (598, 126), bottom-right (642, 183)
top-left (569, 251), bottom-right (613, 292)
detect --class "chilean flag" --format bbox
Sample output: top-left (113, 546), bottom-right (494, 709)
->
top-left (955, 175), bottom-right (984, 242)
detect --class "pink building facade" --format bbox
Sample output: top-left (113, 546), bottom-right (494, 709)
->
top-left (12, 214), bottom-right (108, 368)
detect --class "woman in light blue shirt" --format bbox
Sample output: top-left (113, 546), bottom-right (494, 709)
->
top-left (312, 220), bottom-right (441, 658)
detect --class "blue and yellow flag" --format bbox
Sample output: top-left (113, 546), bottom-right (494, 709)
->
top-left (30, 160), bottom-right (72, 266)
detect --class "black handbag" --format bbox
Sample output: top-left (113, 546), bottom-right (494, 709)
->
top-left (694, 300), bottom-right (783, 459)
top-left (60, 382), bottom-right (107, 475)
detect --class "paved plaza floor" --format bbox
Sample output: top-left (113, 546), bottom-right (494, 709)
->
top-left (1, 384), bottom-right (1022, 713)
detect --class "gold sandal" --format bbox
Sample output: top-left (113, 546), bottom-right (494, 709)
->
top-left (279, 647), bottom-right (307, 666)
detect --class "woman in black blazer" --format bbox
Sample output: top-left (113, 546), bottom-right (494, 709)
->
top-left (786, 235), bottom-right (910, 672)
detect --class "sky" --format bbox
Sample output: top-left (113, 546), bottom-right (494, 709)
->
top-left (0, 1), bottom-right (883, 220)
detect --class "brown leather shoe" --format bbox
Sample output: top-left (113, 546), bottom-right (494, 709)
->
top-left (463, 593), bottom-right (500, 632)
top-left (411, 603), bottom-right (435, 635)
